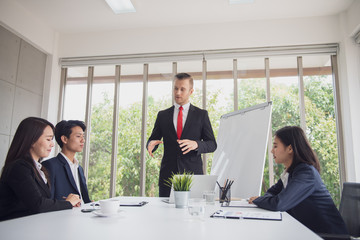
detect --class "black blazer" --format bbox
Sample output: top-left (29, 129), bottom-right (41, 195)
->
top-left (0, 159), bottom-right (72, 221)
top-left (147, 104), bottom-right (217, 186)
top-left (253, 163), bottom-right (348, 235)
top-left (42, 153), bottom-right (90, 203)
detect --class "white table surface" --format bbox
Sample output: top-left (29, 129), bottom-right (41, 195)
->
top-left (0, 197), bottom-right (321, 240)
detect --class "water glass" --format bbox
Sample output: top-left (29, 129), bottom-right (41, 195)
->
top-left (203, 191), bottom-right (215, 205)
top-left (188, 198), bottom-right (205, 217)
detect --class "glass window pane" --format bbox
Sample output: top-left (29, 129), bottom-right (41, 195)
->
top-left (303, 55), bottom-right (340, 206)
top-left (88, 65), bottom-right (115, 201)
top-left (236, 58), bottom-right (268, 193)
top-left (63, 67), bottom-right (88, 174)
top-left (269, 56), bottom-right (299, 182)
top-left (237, 58), bottom-right (266, 109)
top-left (146, 63), bottom-right (172, 197)
top-left (117, 64), bottom-right (143, 197)
top-left (63, 67), bottom-right (88, 121)
top-left (206, 59), bottom-right (234, 173)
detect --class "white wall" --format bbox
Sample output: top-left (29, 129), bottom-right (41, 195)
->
top-left (0, 0), bottom-right (59, 123)
top-left (345, 0), bottom-right (360, 36)
top-left (59, 15), bottom-right (340, 57)
top-left (0, 0), bottom-right (55, 55)
top-left (337, 0), bottom-right (360, 182)
top-left (0, 26), bottom-right (47, 167)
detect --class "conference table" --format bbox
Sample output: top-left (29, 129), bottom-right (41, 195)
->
top-left (0, 197), bottom-right (321, 240)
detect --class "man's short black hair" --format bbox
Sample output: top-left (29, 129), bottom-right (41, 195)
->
top-left (55, 120), bottom-right (86, 148)
top-left (174, 73), bottom-right (193, 88)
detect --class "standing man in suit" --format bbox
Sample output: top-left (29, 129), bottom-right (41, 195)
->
top-left (147, 73), bottom-right (217, 197)
top-left (42, 120), bottom-right (91, 204)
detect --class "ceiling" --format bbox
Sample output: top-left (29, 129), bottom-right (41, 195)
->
top-left (14, 0), bottom-right (353, 34)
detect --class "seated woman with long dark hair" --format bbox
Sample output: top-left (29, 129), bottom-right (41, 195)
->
top-left (249, 126), bottom-right (348, 235)
top-left (0, 117), bottom-right (81, 221)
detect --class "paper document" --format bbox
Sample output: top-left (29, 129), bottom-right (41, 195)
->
top-left (221, 199), bottom-right (258, 208)
top-left (211, 210), bottom-right (282, 221)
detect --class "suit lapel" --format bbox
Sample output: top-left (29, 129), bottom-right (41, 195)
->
top-left (168, 106), bottom-right (178, 138)
top-left (34, 174), bottom-right (51, 197)
top-left (77, 167), bottom-right (87, 196)
top-left (58, 154), bottom-right (79, 194)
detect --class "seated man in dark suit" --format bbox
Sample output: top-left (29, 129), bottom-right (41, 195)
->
top-left (42, 120), bottom-right (91, 204)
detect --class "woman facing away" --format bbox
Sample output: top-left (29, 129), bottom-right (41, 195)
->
top-left (249, 126), bottom-right (348, 235)
top-left (0, 117), bottom-right (81, 221)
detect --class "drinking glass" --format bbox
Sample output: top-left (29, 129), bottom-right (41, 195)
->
top-left (188, 198), bottom-right (205, 218)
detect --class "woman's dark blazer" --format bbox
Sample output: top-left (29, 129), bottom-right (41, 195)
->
top-left (0, 159), bottom-right (72, 221)
top-left (253, 163), bottom-right (348, 235)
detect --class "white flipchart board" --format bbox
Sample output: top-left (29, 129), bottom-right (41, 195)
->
top-left (211, 102), bottom-right (272, 198)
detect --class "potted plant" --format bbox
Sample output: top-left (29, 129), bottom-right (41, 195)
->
top-left (165, 172), bottom-right (193, 208)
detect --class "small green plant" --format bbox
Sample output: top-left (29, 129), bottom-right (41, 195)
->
top-left (165, 172), bottom-right (193, 191)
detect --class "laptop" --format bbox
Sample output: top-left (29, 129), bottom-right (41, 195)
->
top-left (162, 175), bottom-right (218, 204)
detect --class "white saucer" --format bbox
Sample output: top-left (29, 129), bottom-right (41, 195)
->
top-left (92, 209), bottom-right (122, 217)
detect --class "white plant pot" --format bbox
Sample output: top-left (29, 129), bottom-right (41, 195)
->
top-left (174, 191), bottom-right (190, 208)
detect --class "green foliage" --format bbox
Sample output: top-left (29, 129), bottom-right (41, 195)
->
top-left (164, 172), bottom-right (193, 191)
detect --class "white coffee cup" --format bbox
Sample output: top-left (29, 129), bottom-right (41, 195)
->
top-left (99, 199), bottom-right (120, 214)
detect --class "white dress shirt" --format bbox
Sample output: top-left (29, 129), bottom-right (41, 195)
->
top-left (33, 160), bottom-right (47, 184)
top-left (60, 152), bottom-right (84, 204)
top-left (173, 102), bottom-right (191, 132)
top-left (280, 170), bottom-right (289, 188)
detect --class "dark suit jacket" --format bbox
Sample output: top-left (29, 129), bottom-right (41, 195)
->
top-left (253, 163), bottom-right (348, 235)
top-left (42, 153), bottom-right (90, 203)
top-left (147, 104), bottom-right (217, 189)
top-left (0, 159), bottom-right (72, 221)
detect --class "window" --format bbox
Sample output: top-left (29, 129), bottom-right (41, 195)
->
top-left (117, 64), bottom-right (144, 197)
top-left (146, 62), bottom-right (172, 197)
top-left (59, 45), bottom-right (343, 204)
top-left (62, 67), bottom-right (88, 164)
top-left (302, 55), bottom-right (340, 204)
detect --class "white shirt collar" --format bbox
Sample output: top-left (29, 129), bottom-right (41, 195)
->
top-left (60, 152), bottom-right (79, 166)
top-left (33, 159), bottom-right (47, 184)
top-left (34, 159), bottom-right (42, 170)
top-left (174, 102), bottom-right (190, 110)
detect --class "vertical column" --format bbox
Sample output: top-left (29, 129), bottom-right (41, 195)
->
top-left (233, 59), bottom-right (238, 111)
top-left (265, 58), bottom-right (274, 187)
top-left (297, 57), bottom-right (306, 131)
top-left (202, 58), bottom-right (207, 174)
top-left (110, 65), bottom-right (121, 197)
top-left (331, 55), bottom-right (347, 186)
top-left (56, 67), bottom-right (67, 154)
top-left (82, 66), bottom-right (94, 180)
top-left (140, 64), bottom-right (149, 196)
top-left (172, 62), bottom-right (177, 105)
top-left (58, 68), bottom-right (67, 122)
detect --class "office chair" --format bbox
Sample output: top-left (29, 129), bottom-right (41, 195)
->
top-left (318, 182), bottom-right (360, 240)
top-left (339, 182), bottom-right (360, 238)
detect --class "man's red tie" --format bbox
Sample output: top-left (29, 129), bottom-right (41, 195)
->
top-left (177, 106), bottom-right (183, 139)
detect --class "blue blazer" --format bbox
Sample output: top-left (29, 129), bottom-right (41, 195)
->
top-left (253, 163), bottom-right (348, 235)
top-left (42, 153), bottom-right (91, 203)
